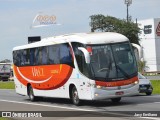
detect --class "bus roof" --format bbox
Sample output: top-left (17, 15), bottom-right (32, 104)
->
top-left (13, 32), bottom-right (129, 51)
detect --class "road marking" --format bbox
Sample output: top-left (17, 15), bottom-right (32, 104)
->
top-left (135, 102), bottom-right (160, 106)
top-left (133, 102), bottom-right (160, 106)
top-left (142, 117), bottom-right (160, 120)
top-left (136, 95), bottom-right (160, 98)
top-left (0, 99), bottom-right (95, 111)
top-left (154, 102), bottom-right (160, 104)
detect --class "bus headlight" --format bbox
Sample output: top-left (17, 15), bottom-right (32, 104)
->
top-left (96, 85), bottom-right (102, 89)
top-left (134, 80), bottom-right (139, 85)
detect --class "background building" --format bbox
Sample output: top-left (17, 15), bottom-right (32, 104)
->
top-left (138, 18), bottom-right (160, 72)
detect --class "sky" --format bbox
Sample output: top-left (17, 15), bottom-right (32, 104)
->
top-left (0, 0), bottom-right (160, 61)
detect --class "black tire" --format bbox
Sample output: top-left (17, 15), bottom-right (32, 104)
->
top-left (71, 86), bottom-right (81, 106)
top-left (111, 97), bottom-right (121, 103)
top-left (146, 92), bottom-right (152, 96)
top-left (28, 85), bottom-right (37, 101)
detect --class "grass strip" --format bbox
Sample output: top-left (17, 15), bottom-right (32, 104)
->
top-left (151, 80), bottom-right (160, 94)
top-left (0, 81), bottom-right (15, 89)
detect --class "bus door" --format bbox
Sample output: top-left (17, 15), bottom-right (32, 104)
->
top-left (71, 42), bottom-right (91, 99)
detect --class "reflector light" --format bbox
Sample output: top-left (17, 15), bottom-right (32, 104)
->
top-left (87, 46), bottom-right (92, 54)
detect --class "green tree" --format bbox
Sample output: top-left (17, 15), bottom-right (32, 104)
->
top-left (138, 60), bottom-right (149, 74)
top-left (90, 14), bottom-right (140, 44)
top-left (0, 59), bottom-right (11, 63)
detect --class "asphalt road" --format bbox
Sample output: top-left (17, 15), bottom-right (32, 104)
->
top-left (0, 89), bottom-right (160, 120)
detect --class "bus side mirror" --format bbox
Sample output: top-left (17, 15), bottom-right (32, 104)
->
top-left (131, 43), bottom-right (142, 61)
top-left (78, 47), bottom-right (90, 64)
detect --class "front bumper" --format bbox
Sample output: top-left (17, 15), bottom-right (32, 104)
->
top-left (91, 84), bottom-right (139, 100)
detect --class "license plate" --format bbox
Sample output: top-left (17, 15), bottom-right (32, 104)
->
top-left (140, 87), bottom-right (146, 90)
top-left (115, 91), bottom-right (124, 95)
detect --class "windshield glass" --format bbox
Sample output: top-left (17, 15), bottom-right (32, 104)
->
top-left (88, 42), bottom-right (137, 81)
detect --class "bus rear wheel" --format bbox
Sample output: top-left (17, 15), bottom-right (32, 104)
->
top-left (28, 85), bottom-right (37, 101)
top-left (71, 86), bottom-right (81, 106)
top-left (111, 97), bottom-right (121, 103)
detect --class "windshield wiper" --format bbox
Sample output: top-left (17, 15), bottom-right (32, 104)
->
top-left (90, 62), bottom-right (96, 79)
top-left (116, 64), bottom-right (130, 79)
top-left (110, 45), bottom-right (130, 79)
top-left (105, 63), bottom-right (112, 81)
top-left (104, 52), bottom-right (112, 81)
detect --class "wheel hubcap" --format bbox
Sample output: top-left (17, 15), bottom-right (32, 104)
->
top-left (73, 90), bottom-right (79, 104)
top-left (29, 87), bottom-right (34, 100)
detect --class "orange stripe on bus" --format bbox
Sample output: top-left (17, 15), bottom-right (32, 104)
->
top-left (13, 64), bottom-right (73, 90)
top-left (95, 76), bottom-right (138, 87)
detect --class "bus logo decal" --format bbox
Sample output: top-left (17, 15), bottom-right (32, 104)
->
top-left (17, 67), bottom-right (52, 83)
top-left (32, 67), bottom-right (45, 77)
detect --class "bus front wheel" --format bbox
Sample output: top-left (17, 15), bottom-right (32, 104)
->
top-left (71, 86), bottom-right (81, 106)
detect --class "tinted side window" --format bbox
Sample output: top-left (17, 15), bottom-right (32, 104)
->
top-left (24, 49), bottom-right (30, 65)
top-left (42, 46), bottom-right (48, 65)
top-left (60, 44), bottom-right (72, 64)
top-left (13, 43), bottom-right (74, 67)
top-left (35, 47), bottom-right (42, 65)
top-left (20, 50), bottom-right (25, 66)
top-left (13, 50), bottom-right (21, 66)
top-left (48, 45), bottom-right (60, 64)
top-left (47, 43), bottom-right (74, 66)
top-left (30, 48), bottom-right (35, 66)
top-left (13, 49), bottom-right (30, 66)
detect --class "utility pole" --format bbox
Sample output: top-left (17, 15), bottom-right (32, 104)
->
top-left (124, 0), bottom-right (132, 22)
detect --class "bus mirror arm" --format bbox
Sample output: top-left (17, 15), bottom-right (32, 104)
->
top-left (78, 47), bottom-right (90, 64)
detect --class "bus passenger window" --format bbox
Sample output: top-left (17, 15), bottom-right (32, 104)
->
top-left (25, 49), bottom-right (30, 65)
top-left (20, 50), bottom-right (25, 66)
top-left (20, 49), bottom-right (30, 66)
top-left (35, 47), bottom-right (42, 65)
top-left (35, 48), bottom-right (39, 65)
top-left (48, 45), bottom-right (60, 64)
top-left (13, 51), bottom-right (21, 66)
top-left (30, 48), bottom-right (35, 65)
top-left (42, 47), bottom-right (48, 65)
top-left (60, 44), bottom-right (72, 64)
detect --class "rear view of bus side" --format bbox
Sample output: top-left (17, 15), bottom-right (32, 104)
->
top-left (12, 32), bottom-right (139, 105)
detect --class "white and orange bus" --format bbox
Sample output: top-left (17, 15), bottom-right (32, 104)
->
top-left (12, 32), bottom-right (139, 105)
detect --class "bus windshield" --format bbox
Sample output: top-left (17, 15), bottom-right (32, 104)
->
top-left (88, 42), bottom-right (137, 81)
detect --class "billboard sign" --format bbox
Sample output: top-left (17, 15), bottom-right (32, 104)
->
top-left (31, 12), bottom-right (61, 28)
